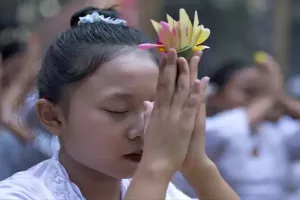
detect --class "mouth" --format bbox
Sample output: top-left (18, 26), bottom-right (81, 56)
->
top-left (123, 150), bottom-right (143, 163)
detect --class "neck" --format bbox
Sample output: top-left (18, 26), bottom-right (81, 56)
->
top-left (59, 149), bottom-right (121, 200)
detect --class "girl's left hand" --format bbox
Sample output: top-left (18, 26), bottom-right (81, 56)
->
top-left (181, 51), bottom-right (213, 171)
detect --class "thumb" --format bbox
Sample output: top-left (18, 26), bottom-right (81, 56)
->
top-left (143, 101), bottom-right (154, 133)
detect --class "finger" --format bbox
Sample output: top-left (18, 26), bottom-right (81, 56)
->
top-left (192, 77), bottom-right (210, 148)
top-left (255, 52), bottom-right (277, 72)
top-left (171, 57), bottom-right (190, 118)
top-left (265, 54), bottom-right (281, 74)
top-left (143, 101), bottom-right (153, 133)
top-left (192, 50), bottom-right (203, 58)
top-left (178, 80), bottom-right (202, 135)
top-left (189, 52), bottom-right (202, 90)
top-left (156, 49), bottom-right (178, 110)
top-left (256, 52), bottom-right (281, 81)
top-left (153, 55), bottom-right (167, 109)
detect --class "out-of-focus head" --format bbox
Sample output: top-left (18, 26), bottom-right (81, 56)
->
top-left (208, 59), bottom-right (263, 113)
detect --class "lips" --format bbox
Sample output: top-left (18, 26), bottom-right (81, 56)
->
top-left (123, 150), bottom-right (143, 163)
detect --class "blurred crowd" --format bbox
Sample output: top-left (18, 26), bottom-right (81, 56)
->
top-left (1, 0), bottom-right (300, 200)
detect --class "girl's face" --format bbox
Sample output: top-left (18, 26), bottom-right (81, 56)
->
top-left (56, 51), bottom-right (158, 179)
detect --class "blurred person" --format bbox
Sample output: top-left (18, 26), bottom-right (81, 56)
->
top-left (0, 25), bottom-right (55, 180)
top-left (281, 81), bottom-right (300, 200)
top-left (205, 54), bottom-right (300, 200)
top-left (287, 75), bottom-right (300, 98)
top-left (173, 54), bottom-right (300, 200)
top-left (0, 0), bottom-right (109, 180)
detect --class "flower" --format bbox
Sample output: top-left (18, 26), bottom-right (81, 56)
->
top-left (138, 9), bottom-right (210, 59)
top-left (254, 51), bottom-right (268, 63)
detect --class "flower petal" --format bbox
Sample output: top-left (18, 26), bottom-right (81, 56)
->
top-left (190, 11), bottom-right (203, 47)
top-left (137, 43), bottom-right (165, 50)
top-left (179, 8), bottom-right (193, 48)
top-left (194, 45), bottom-right (210, 51)
top-left (160, 21), bottom-right (178, 49)
top-left (160, 21), bottom-right (170, 32)
top-left (196, 26), bottom-right (210, 45)
top-left (167, 14), bottom-right (176, 30)
top-left (151, 20), bottom-right (171, 48)
top-left (151, 19), bottom-right (162, 36)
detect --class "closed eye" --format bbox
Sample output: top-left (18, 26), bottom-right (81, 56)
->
top-left (104, 109), bottom-right (129, 115)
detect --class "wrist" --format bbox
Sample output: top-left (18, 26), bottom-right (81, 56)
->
top-left (136, 158), bottom-right (174, 183)
top-left (181, 157), bottom-right (217, 183)
top-left (181, 156), bottom-right (215, 177)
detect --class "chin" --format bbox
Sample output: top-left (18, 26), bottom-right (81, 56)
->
top-left (114, 160), bottom-right (140, 179)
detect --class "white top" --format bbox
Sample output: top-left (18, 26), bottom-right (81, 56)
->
top-left (0, 153), bottom-right (195, 200)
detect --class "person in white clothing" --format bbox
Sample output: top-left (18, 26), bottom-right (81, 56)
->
top-left (173, 55), bottom-right (300, 200)
top-left (0, 7), bottom-right (240, 200)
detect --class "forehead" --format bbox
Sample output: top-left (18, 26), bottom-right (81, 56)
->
top-left (75, 51), bottom-right (159, 100)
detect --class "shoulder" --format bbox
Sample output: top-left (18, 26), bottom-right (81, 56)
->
top-left (0, 157), bottom-right (61, 199)
top-left (0, 172), bottom-right (54, 199)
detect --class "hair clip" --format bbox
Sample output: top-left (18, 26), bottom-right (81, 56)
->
top-left (138, 9), bottom-right (210, 60)
top-left (78, 12), bottom-right (127, 26)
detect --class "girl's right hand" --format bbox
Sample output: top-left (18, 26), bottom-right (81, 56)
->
top-left (141, 49), bottom-right (203, 178)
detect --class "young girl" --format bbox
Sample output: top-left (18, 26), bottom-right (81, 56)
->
top-left (0, 7), bottom-right (239, 200)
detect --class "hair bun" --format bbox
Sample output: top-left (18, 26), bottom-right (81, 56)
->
top-left (70, 6), bottom-right (120, 28)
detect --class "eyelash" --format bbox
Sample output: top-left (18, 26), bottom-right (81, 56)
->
top-left (105, 110), bottom-right (129, 115)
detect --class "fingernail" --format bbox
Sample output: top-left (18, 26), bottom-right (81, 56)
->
top-left (202, 76), bottom-right (210, 89)
top-left (144, 101), bottom-right (153, 108)
top-left (202, 76), bottom-right (210, 84)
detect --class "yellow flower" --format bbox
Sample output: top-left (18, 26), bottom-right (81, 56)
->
top-left (254, 51), bottom-right (268, 63)
top-left (138, 9), bottom-right (210, 59)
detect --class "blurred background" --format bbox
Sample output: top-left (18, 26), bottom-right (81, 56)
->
top-left (1, 0), bottom-right (299, 95)
top-left (0, 0), bottom-right (300, 199)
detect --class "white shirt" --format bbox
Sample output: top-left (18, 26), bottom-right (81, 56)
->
top-left (204, 108), bottom-right (300, 200)
top-left (0, 153), bottom-right (195, 200)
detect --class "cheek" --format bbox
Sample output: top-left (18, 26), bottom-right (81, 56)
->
top-left (60, 104), bottom-right (127, 160)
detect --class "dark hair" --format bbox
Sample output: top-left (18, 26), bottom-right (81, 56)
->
top-left (0, 22), bottom-right (26, 62)
top-left (37, 7), bottom-right (158, 103)
top-left (209, 59), bottom-right (250, 89)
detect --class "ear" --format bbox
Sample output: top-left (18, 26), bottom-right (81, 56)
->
top-left (35, 99), bottom-right (65, 137)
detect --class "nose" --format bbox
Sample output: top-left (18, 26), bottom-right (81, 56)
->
top-left (127, 101), bottom-right (153, 141)
top-left (127, 112), bottom-right (145, 141)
